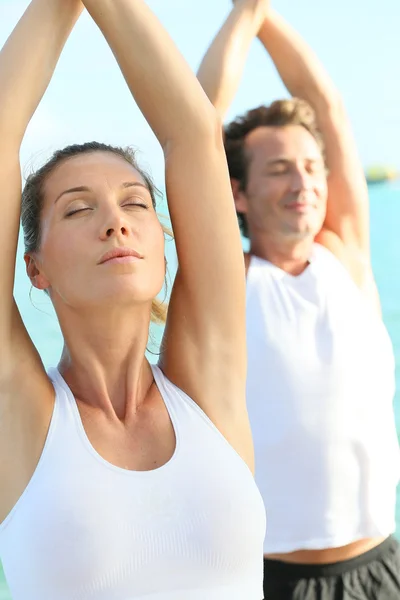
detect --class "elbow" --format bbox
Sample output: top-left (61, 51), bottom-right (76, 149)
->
top-left (204, 108), bottom-right (225, 148)
top-left (195, 109), bottom-right (226, 157)
top-left (323, 92), bottom-right (346, 116)
top-left (295, 79), bottom-right (345, 119)
top-left (187, 103), bottom-right (224, 144)
top-left (162, 106), bottom-right (225, 155)
top-left (313, 89), bottom-right (346, 119)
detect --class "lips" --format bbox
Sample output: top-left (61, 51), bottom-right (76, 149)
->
top-left (285, 203), bottom-right (314, 210)
top-left (98, 247), bottom-right (143, 264)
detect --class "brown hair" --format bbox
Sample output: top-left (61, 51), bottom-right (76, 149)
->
top-left (223, 98), bottom-right (325, 237)
top-left (21, 141), bottom-right (169, 324)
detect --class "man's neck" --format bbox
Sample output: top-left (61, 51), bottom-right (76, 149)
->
top-left (249, 234), bottom-right (315, 276)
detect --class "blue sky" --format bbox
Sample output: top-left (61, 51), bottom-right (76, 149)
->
top-left (1, 0), bottom-right (399, 185)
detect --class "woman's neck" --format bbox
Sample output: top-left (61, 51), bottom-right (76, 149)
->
top-left (56, 303), bottom-right (154, 420)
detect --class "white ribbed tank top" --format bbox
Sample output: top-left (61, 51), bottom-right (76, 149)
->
top-left (246, 244), bottom-right (400, 554)
top-left (0, 365), bottom-right (266, 599)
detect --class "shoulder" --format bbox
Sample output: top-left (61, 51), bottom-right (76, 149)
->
top-left (315, 228), bottom-right (381, 315)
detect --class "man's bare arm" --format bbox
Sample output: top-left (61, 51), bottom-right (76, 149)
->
top-left (258, 11), bottom-right (369, 258)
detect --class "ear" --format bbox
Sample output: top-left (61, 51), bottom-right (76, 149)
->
top-left (231, 178), bottom-right (248, 216)
top-left (24, 253), bottom-right (50, 291)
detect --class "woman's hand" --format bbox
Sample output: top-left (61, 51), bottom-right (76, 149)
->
top-left (232, 0), bottom-right (270, 21)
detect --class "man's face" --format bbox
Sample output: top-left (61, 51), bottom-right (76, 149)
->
top-left (235, 125), bottom-right (328, 242)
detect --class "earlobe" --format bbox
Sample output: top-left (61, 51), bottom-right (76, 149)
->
top-left (231, 178), bottom-right (248, 215)
top-left (33, 274), bottom-right (50, 291)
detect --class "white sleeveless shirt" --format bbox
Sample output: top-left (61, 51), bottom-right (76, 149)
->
top-left (0, 365), bottom-right (266, 599)
top-left (246, 244), bottom-right (400, 554)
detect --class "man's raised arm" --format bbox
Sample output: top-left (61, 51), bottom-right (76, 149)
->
top-left (258, 10), bottom-right (369, 258)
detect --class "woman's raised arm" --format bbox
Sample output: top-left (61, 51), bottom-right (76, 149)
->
top-left (82, 0), bottom-right (248, 451)
top-left (197, 0), bottom-right (268, 120)
top-left (0, 0), bottom-right (82, 380)
top-left (0, 0), bottom-right (82, 523)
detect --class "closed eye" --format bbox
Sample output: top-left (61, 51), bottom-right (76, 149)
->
top-left (267, 167), bottom-right (288, 176)
top-left (122, 201), bottom-right (149, 209)
top-left (266, 161), bottom-right (290, 176)
top-left (65, 207), bottom-right (92, 217)
top-left (306, 163), bottom-right (324, 175)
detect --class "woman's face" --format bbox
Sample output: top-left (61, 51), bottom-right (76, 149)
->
top-left (29, 152), bottom-right (165, 311)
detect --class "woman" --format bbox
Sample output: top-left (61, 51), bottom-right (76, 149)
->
top-left (0, 0), bottom-right (266, 599)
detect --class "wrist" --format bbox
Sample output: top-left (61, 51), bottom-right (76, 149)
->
top-left (257, 9), bottom-right (279, 39)
top-left (233, 0), bottom-right (269, 30)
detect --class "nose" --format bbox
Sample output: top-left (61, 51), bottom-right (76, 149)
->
top-left (290, 165), bottom-right (313, 193)
top-left (99, 206), bottom-right (130, 241)
top-left (104, 225), bottom-right (128, 238)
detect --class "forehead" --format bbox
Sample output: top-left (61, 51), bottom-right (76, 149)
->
top-left (245, 125), bottom-right (323, 164)
top-left (44, 152), bottom-right (146, 199)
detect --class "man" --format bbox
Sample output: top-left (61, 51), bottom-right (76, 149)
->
top-left (197, 1), bottom-right (400, 599)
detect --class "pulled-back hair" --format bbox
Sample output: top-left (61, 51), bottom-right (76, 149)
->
top-left (21, 141), bottom-right (168, 324)
top-left (223, 98), bottom-right (324, 237)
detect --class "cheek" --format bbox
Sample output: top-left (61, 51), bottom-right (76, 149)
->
top-left (40, 230), bottom-right (86, 284)
top-left (251, 178), bottom-right (285, 213)
top-left (316, 182), bottom-right (328, 208)
top-left (314, 174), bottom-right (328, 194)
top-left (144, 222), bottom-right (166, 277)
top-left (148, 221), bottom-right (165, 257)
top-left (259, 174), bottom-right (289, 198)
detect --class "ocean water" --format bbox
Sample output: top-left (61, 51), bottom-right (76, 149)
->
top-left (1, 183), bottom-right (400, 597)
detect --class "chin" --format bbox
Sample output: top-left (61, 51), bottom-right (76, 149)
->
top-left (71, 285), bottom-right (155, 311)
top-left (100, 284), bottom-right (157, 305)
top-left (295, 216), bottom-right (323, 237)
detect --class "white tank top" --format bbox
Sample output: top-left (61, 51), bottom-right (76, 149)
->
top-left (246, 244), bottom-right (400, 554)
top-left (0, 365), bottom-right (266, 600)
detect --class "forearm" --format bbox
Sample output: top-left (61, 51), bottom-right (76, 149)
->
top-left (0, 0), bottom-right (83, 149)
top-left (258, 11), bottom-right (341, 112)
top-left (197, 0), bottom-right (266, 119)
top-left (82, 0), bottom-right (218, 150)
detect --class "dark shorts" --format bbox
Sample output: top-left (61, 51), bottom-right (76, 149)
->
top-left (263, 536), bottom-right (400, 600)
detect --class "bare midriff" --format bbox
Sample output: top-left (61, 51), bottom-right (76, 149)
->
top-left (265, 536), bottom-right (386, 564)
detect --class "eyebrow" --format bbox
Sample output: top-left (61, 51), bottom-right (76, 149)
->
top-left (55, 181), bottom-right (148, 204)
